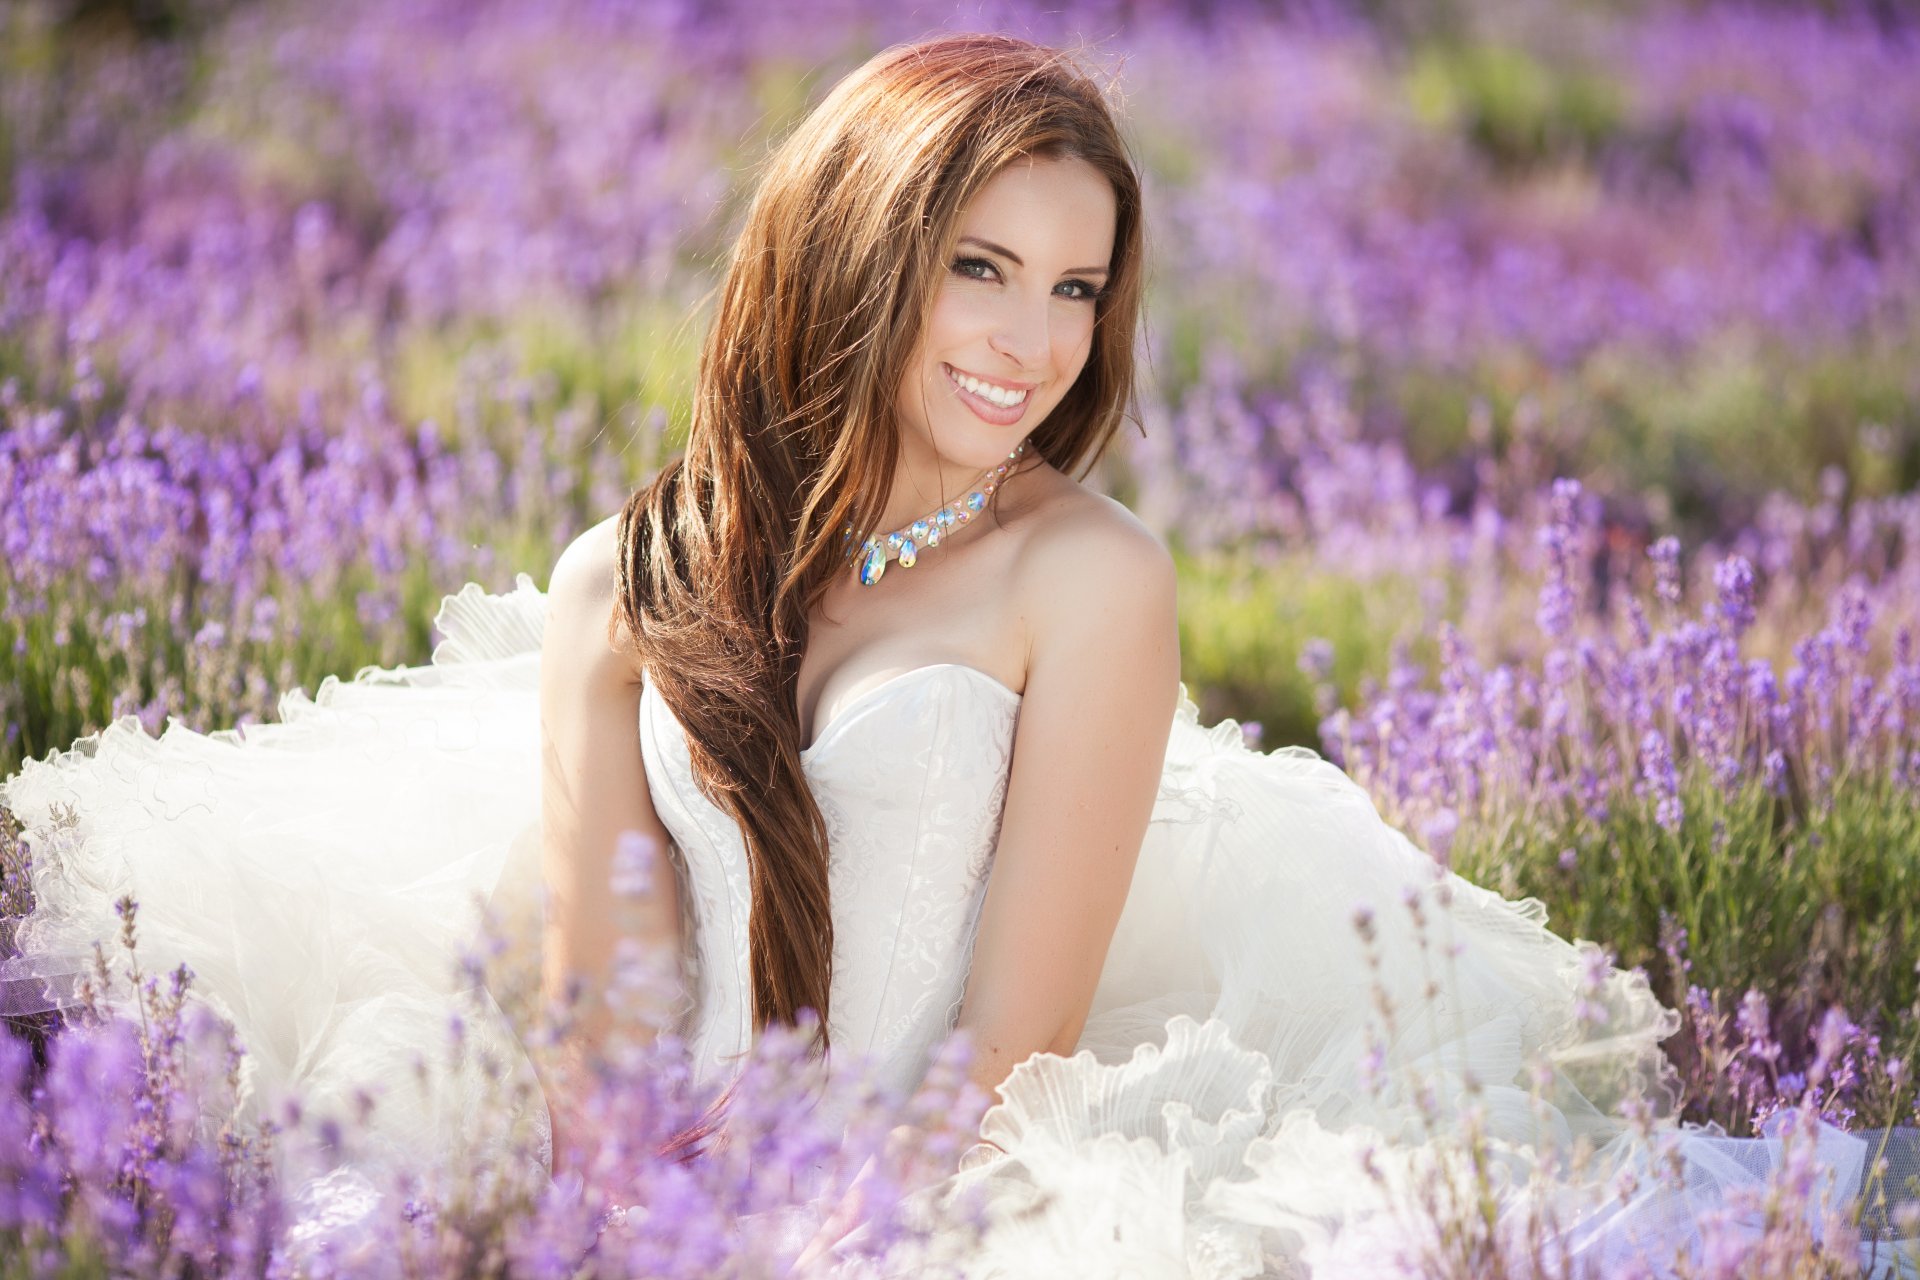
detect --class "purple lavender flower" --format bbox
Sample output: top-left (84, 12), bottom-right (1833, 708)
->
top-left (1298, 637), bottom-right (1337, 684)
top-left (610, 830), bottom-right (657, 898)
top-left (1649, 537), bottom-right (1683, 607)
top-left (1534, 480), bottom-right (1587, 644)
top-left (1636, 730), bottom-right (1684, 832)
top-left (1711, 556), bottom-right (1757, 637)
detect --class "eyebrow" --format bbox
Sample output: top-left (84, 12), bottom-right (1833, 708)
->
top-left (958, 236), bottom-right (1111, 279)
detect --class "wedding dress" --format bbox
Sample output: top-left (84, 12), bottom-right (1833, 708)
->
top-left (4, 578), bottom-right (1914, 1277)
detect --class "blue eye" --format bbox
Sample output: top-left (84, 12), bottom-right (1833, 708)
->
top-left (1056, 279), bottom-right (1104, 302)
top-left (952, 257), bottom-right (997, 281)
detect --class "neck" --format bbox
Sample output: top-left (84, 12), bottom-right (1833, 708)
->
top-left (876, 443), bottom-right (994, 534)
top-left (846, 439), bottom-right (1030, 586)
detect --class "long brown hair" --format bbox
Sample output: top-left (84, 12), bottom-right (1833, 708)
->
top-left (614, 32), bottom-right (1146, 1050)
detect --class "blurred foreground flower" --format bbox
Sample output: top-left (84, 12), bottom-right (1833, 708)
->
top-left (0, 816), bottom-right (990, 1278)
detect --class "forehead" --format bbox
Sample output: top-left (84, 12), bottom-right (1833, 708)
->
top-left (958, 155), bottom-right (1117, 264)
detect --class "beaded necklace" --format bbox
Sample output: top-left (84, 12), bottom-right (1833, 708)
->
top-left (848, 440), bottom-right (1030, 586)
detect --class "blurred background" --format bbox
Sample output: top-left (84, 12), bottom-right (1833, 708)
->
top-left (4, 0), bottom-right (1918, 1127)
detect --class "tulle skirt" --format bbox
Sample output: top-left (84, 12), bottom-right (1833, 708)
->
top-left (3, 579), bottom-right (1914, 1277)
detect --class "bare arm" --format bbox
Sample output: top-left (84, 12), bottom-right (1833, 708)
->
top-left (537, 515), bottom-right (682, 1171)
top-left (800, 506), bottom-right (1176, 1268)
top-left (952, 503), bottom-right (1179, 1100)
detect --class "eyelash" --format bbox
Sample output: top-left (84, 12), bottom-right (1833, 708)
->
top-left (951, 256), bottom-right (1105, 302)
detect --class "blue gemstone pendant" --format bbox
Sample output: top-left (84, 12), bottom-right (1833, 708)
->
top-left (858, 538), bottom-right (886, 586)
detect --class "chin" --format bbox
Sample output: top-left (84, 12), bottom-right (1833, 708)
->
top-left (927, 418), bottom-right (1034, 473)
top-left (933, 386), bottom-right (1049, 463)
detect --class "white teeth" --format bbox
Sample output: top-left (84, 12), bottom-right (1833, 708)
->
top-left (949, 366), bottom-right (1029, 408)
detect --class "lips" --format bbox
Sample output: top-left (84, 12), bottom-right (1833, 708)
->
top-left (943, 362), bottom-right (1031, 426)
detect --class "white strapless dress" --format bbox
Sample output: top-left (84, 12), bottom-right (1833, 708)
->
top-left (4, 579), bottom-right (1913, 1277)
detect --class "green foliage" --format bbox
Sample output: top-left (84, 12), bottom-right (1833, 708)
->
top-left (1, 560), bottom-right (437, 775)
top-left (1175, 551), bottom-right (1440, 749)
top-left (1404, 39), bottom-right (1626, 173)
top-left (1559, 335), bottom-right (1920, 531)
top-left (388, 297), bottom-right (703, 445)
top-left (1453, 767), bottom-right (1920, 1059)
top-left (1380, 333), bottom-right (1920, 536)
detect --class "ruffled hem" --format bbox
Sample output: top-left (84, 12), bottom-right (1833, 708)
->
top-left (1, 573), bottom-right (552, 1198)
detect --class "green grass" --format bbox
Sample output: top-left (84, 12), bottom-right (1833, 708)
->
top-left (1175, 550), bottom-right (1442, 749)
top-left (388, 298), bottom-right (705, 448)
top-left (1, 558), bottom-right (453, 771)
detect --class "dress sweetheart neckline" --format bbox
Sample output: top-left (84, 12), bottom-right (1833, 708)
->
top-left (800, 663), bottom-right (1022, 756)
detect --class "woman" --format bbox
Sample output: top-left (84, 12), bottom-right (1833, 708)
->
top-left (4, 31), bottom-right (1909, 1279)
top-left (537, 30), bottom-right (1176, 1161)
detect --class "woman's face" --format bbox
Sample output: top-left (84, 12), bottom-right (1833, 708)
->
top-left (894, 154), bottom-right (1119, 478)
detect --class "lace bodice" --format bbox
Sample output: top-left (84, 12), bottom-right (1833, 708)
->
top-left (638, 664), bottom-right (1022, 1095)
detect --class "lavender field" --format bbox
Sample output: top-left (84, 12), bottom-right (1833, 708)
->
top-left (3, 0), bottom-right (1919, 1273)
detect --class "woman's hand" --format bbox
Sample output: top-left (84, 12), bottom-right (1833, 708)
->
top-left (792, 1122), bottom-right (918, 1273)
top-left (532, 1035), bottom-right (596, 1184)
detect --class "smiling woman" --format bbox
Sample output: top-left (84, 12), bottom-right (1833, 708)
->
top-left (580, 34), bottom-right (1162, 1136)
top-left (899, 159), bottom-right (1116, 459)
top-left (533, 54), bottom-right (1185, 1232)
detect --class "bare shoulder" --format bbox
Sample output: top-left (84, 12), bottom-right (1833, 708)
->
top-left (1005, 467), bottom-right (1176, 612)
top-left (1001, 467), bottom-right (1177, 664)
top-left (548, 513), bottom-right (622, 605)
top-left (544, 513), bottom-right (643, 686)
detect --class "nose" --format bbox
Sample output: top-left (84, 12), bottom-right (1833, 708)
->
top-left (987, 290), bottom-right (1051, 372)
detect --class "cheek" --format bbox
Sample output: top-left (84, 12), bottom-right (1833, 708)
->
top-left (897, 344), bottom-right (954, 430)
top-left (925, 278), bottom-right (990, 333)
top-left (1054, 311), bottom-right (1099, 381)
top-left (926, 288), bottom-right (996, 348)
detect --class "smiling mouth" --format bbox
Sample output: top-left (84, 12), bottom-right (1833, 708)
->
top-left (943, 363), bottom-right (1031, 409)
